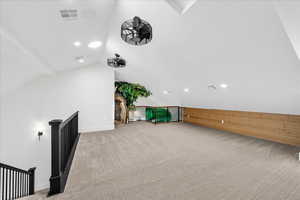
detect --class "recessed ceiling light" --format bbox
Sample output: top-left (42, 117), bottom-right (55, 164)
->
top-left (73, 41), bottom-right (81, 47)
top-left (184, 88), bottom-right (190, 93)
top-left (76, 57), bottom-right (85, 63)
top-left (163, 90), bottom-right (169, 95)
top-left (88, 41), bottom-right (102, 49)
top-left (220, 83), bottom-right (228, 88)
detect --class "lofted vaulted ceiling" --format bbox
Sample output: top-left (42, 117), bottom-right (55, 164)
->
top-left (106, 0), bottom-right (300, 114)
top-left (1, 0), bottom-right (300, 113)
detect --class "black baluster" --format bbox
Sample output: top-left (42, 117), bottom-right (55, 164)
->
top-left (16, 171), bottom-right (18, 199)
top-left (14, 172), bottom-right (17, 200)
top-left (66, 125), bottom-right (68, 169)
top-left (26, 174), bottom-right (28, 195)
top-left (1, 168), bottom-right (3, 200)
top-left (72, 118), bottom-right (74, 143)
top-left (0, 167), bottom-right (1, 200)
top-left (7, 169), bottom-right (11, 199)
top-left (11, 170), bottom-right (13, 200)
top-left (22, 173), bottom-right (26, 196)
top-left (18, 172), bottom-right (22, 198)
top-left (8, 169), bottom-right (9, 200)
top-left (21, 173), bottom-right (24, 197)
top-left (68, 123), bottom-right (71, 156)
top-left (67, 124), bottom-right (69, 158)
top-left (12, 171), bottom-right (14, 200)
top-left (27, 174), bottom-right (29, 196)
top-left (24, 174), bottom-right (27, 195)
top-left (22, 173), bottom-right (24, 197)
top-left (66, 125), bottom-right (68, 168)
top-left (5, 169), bottom-right (8, 200)
top-left (19, 172), bottom-right (21, 198)
top-left (24, 174), bottom-right (26, 196)
top-left (27, 174), bottom-right (29, 195)
top-left (23, 173), bottom-right (25, 197)
top-left (9, 169), bottom-right (11, 200)
top-left (61, 127), bottom-right (65, 171)
top-left (17, 172), bottom-right (20, 198)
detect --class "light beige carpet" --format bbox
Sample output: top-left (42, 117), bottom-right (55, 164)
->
top-left (25, 122), bottom-right (300, 200)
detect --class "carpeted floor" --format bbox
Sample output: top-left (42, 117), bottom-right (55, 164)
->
top-left (25, 122), bottom-right (300, 200)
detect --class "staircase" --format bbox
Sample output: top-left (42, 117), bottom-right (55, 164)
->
top-left (0, 111), bottom-right (79, 200)
top-left (0, 163), bottom-right (36, 200)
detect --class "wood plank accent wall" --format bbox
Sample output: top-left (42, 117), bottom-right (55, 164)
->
top-left (183, 107), bottom-right (300, 146)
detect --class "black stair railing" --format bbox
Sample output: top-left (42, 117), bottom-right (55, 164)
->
top-left (48, 111), bottom-right (80, 196)
top-left (0, 163), bottom-right (36, 200)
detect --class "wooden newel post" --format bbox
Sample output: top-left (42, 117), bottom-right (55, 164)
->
top-left (48, 119), bottom-right (63, 196)
top-left (28, 167), bottom-right (36, 195)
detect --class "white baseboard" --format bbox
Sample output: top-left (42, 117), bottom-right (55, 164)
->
top-left (36, 183), bottom-right (49, 192)
top-left (79, 123), bottom-right (114, 133)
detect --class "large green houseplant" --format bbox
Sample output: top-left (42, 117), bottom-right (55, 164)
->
top-left (115, 81), bottom-right (151, 110)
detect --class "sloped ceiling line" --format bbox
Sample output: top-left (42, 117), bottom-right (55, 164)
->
top-left (274, 3), bottom-right (300, 63)
top-left (0, 26), bottom-right (54, 75)
top-left (165, 0), bottom-right (198, 14)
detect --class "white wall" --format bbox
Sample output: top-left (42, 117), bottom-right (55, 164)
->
top-left (0, 96), bottom-right (3, 161)
top-left (0, 36), bottom-right (3, 161)
top-left (275, 3), bottom-right (300, 62)
top-left (0, 65), bottom-right (114, 190)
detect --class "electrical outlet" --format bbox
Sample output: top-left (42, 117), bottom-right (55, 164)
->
top-left (221, 120), bottom-right (224, 124)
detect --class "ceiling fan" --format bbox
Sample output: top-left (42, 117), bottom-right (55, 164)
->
top-left (121, 16), bottom-right (152, 46)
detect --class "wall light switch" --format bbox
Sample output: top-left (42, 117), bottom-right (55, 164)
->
top-left (221, 120), bottom-right (224, 124)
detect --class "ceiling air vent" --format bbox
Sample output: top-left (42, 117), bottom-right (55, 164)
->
top-left (60, 9), bottom-right (78, 20)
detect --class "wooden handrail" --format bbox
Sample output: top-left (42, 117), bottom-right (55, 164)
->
top-left (0, 163), bottom-right (30, 174)
top-left (60, 111), bottom-right (79, 128)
